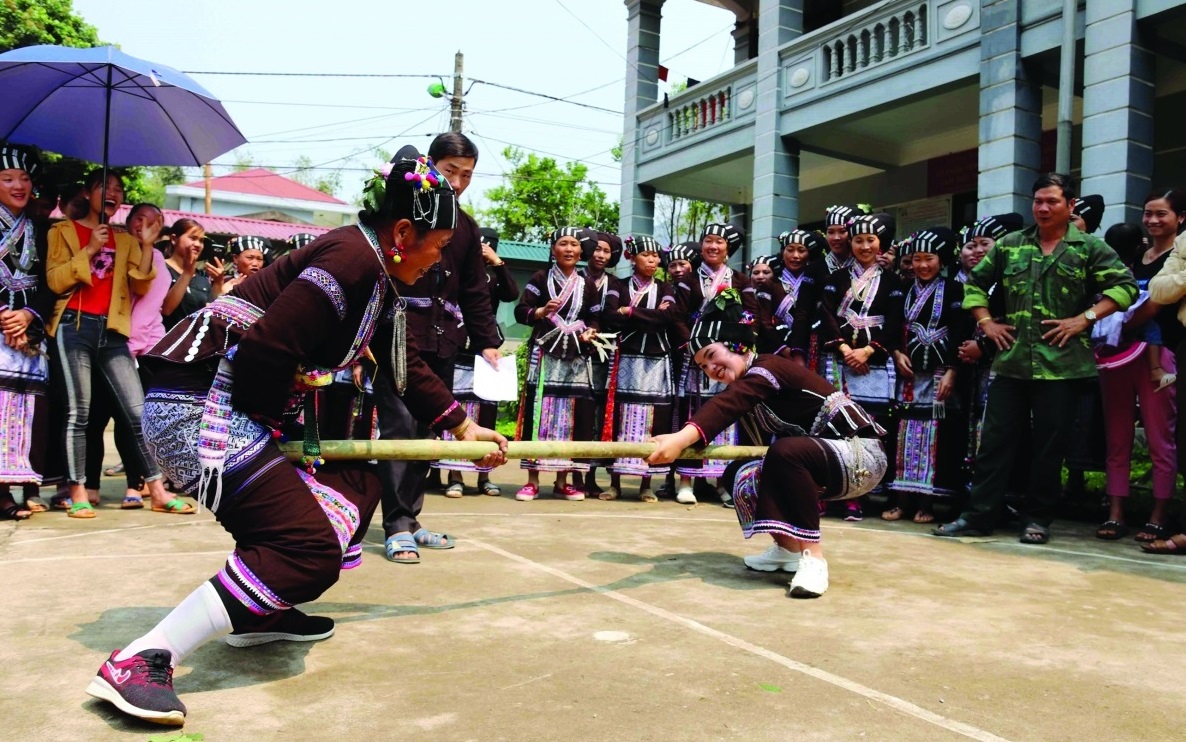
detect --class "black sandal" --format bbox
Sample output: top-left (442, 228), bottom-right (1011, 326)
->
top-left (1135, 523), bottom-right (1171, 543)
top-left (1, 503), bottom-right (32, 521)
top-left (1095, 520), bottom-right (1127, 541)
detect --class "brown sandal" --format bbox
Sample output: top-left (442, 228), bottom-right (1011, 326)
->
top-left (1141, 533), bottom-right (1186, 555)
top-left (913, 510), bottom-right (935, 524)
top-left (881, 507), bottom-right (905, 521)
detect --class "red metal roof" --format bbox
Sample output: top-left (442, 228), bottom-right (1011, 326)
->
top-left (50, 205), bottom-right (335, 240)
top-left (181, 168), bottom-right (349, 205)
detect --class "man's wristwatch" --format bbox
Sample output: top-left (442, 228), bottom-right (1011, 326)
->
top-left (1084, 309), bottom-right (1098, 324)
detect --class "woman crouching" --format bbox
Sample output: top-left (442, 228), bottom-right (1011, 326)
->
top-left (646, 292), bottom-right (886, 598)
top-left (85, 148), bottom-right (507, 725)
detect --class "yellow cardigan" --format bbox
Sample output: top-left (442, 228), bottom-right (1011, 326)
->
top-left (45, 220), bottom-right (157, 338)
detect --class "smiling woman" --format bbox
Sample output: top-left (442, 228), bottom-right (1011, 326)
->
top-left (646, 292), bottom-right (887, 599)
top-left (0, 143), bottom-right (56, 521)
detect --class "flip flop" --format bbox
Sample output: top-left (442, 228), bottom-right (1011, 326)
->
top-left (67, 502), bottom-right (96, 519)
top-left (22, 496), bottom-right (48, 513)
top-left (443, 482), bottom-right (464, 499)
top-left (598, 486), bottom-right (619, 501)
top-left (1141, 533), bottom-right (1186, 554)
top-left (50, 493), bottom-right (72, 511)
top-left (413, 527), bottom-right (454, 550)
top-left (121, 495), bottom-right (145, 510)
top-left (639, 488), bottom-right (658, 503)
top-left (104, 463), bottom-right (125, 477)
top-left (1, 503), bottom-right (32, 520)
top-left (151, 498), bottom-right (195, 515)
top-left (385, 532), bottom-right (420, 564)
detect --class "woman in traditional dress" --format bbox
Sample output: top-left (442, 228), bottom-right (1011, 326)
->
top-left (216, 235), bottom-right (268, 295)
top-left (672, 223), bottom-right (758, 506)
top-left (574, 230), bottom-right (624, 498)
top-left (884, 227), bottom-right (970, 523)
top-left (601, 235), bottom-right (675, 502)
top-left (45, 170), bottom-right (186, 518)
top-left (772, 229), bottom-right (827, 364)
top-left (513, 227), bottom-right (601, 501)
top-left (647, 292), bottom-right (886, 598)
top-left (436, 226), bottom-right (518, 497)
top-left (817, 213), bottom-right (904, 521)
top-left (809, 204), bottom-right (864, 284)
top-left (85, 149), bottom-right (506, 726)
top-left (0, 144), bottom-right (54, 520)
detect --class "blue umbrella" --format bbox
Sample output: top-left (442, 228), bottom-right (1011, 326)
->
top-left (0, 44), bottom-right (247, 217)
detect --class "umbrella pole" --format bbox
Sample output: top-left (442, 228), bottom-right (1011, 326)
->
top-left (99, 65), bottom-right (113, 225)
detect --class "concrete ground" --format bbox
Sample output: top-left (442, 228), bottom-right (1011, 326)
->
top-left (2, 466), bottom-right (1184, 742)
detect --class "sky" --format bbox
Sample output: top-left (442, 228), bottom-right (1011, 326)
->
top-left (71, 0), bottom-right (740, 210)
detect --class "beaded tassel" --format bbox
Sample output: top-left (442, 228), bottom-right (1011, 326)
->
top-left (391, 298), bottom-right (408, 395)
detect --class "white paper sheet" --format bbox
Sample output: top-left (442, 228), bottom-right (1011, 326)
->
top-left (473, 354), bottom-right (519, 402)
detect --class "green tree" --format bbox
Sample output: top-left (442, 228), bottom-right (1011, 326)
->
top-left (0, 0), bottom-right (100, 52)
top-left (479, 146), bottom-right (619, 242)
top-left (292, 154), bottom-right (343, 197)
top-left (126, 166), bottom-right (187, 205)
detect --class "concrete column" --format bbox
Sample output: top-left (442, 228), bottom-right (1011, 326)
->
top-left (749, 0), bottom-right (804, 260)
top-left (1080, 0), bottom-right (1154, 231)
top-left (977, 0), bottom-right (1042, 217)
top-left (733, 16), bottom-right (755, 64)
top-left (619, 0), bottom-right (663, 238)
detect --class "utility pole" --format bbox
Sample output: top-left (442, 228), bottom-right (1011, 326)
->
top-left (203, 163), bottom-right (213, 214)
top-left (450, 51), bottom-right (464, 132)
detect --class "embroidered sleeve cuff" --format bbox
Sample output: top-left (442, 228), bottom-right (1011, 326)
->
top-left (430, 400), bottom-right (462, 431)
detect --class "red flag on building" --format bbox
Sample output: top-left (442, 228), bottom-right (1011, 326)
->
top-left (657, 65), bottom-right (669, 82)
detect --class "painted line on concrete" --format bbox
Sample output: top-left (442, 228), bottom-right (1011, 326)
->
top-left (7, 519), bottom-right (211, 546)
top-left (468, 536), bottom-right (1013, 742)
top-left (435, 512), bottom-right (1186, 572)
top-left (0, 549), bottom-right (228, 565)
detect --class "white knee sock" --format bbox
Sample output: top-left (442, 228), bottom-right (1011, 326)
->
top-left (115, 582), bottom-right (232, 666)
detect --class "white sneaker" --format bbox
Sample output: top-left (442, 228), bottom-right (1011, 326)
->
top-left (788, 549), bottom-right (828, 598)
top-left (743, 544), bottom-right (800, 572)
top-left (675, 487), bottom-right (697, 505)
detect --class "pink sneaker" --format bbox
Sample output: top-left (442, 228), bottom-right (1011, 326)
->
top-left (555, 484), bottom-right (585, 501)
top-left (515, 483), bottom-right (539, 501)
top-left (86, 649), bottom-right (186, 725)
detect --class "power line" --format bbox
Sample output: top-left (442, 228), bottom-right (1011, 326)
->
top-left (469, 78), bottom-right (621, 115)
top-left (224, 99), bottom-right (435, 112)
top-left (185, 70), bottom-right (447, 78)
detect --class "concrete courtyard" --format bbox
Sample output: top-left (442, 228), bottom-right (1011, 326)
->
top-left (1, 472), bottom-right (1183, 741)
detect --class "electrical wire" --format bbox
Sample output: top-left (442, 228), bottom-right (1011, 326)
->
top-left (185, 70), bottom-right (447, 78)
top-left (468, 79), bottom-right (621, 115)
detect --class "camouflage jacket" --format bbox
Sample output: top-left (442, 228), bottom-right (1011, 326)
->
top-left (962, 224), bottom-right (1137, 380)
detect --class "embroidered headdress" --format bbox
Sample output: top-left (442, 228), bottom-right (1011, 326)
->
top-left (826, 204), bottom-right (864, 227)
top-left (906, 226), bottom-right (959, 264)
top-left (778, 228), bottom-right (827, 257)
top-left (664, 241), bottom-right (701, 268)
top-left (0, 143), bottom-right (40, 177)
top-left (967, 212), bottom-right (1024, 241)
top-left (701, 223), bottom-right (745, 257)
top-left (846, 212), bottom-right (896, 245)
top-left (359, 145), bottom-right (457, 232)
top-left (627, 235), bottom-right (661, 255)
top-left (688, 289), bottom-right (756, 355)
top-left (1072, 194), bottom-right (1105, 234)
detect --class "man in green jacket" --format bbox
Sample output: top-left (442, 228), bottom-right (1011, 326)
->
top-left (935, 173), bottom-right (1138, 544)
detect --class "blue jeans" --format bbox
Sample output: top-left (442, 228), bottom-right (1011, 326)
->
top-left (54, 310), bottom-right (161, 485)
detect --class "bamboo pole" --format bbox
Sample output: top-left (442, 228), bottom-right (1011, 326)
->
top-left (279, 440), bottom-right (769, 462)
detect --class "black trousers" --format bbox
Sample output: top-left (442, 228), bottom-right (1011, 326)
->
top-left (374, 353), bottom-right (455, 538)
top-left (959, 375), bottom-right (1083, 531)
